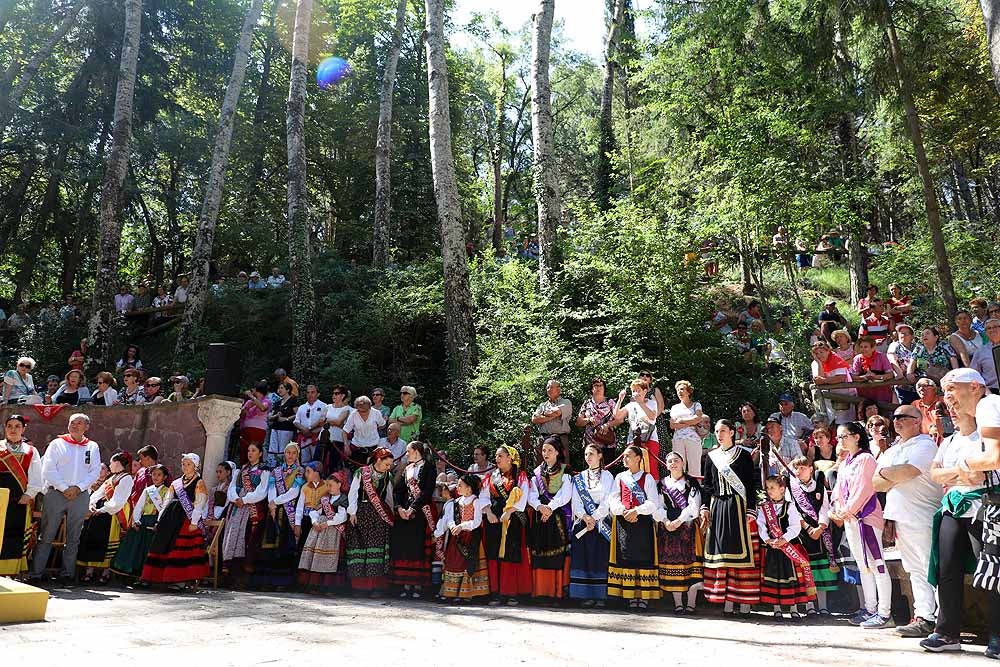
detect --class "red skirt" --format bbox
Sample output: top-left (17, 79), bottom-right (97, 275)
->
top-left (487, 541), bottom-right (532, 597)
top-left (141, 519), bottom-right (210, 584)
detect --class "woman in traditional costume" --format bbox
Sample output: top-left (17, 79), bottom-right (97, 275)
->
top-left (77, 450), bottom-right (134, 583)
top-left (699, 419), bottom-right (760, 617)
top-left (0, 414), bottom-right (42, 576)
top-left (757, 474), bottom-right (815, 619)
top-left (141, 453), bottom-right (210, 590)
top-left (568, 444), bottom-right (613, 606)
top-left (221, 442), bottom-right (271, 588)
top-left (112, 463), bottom-right (169, 582)
top-left (347, 447), bottom-right (395, 596)
top-left (255, 442), bottom-right (304, 589)
top-left (298, 470), bottom-right (349, 594)
top-left (480, 444), bottom-right (531, 606)
top-left (390, 441), bottom-right (437, 598)
top-left (528, 435), bottom-right (572, 602)
top-left (607, 444), bottom-right (662, 610)
top-left (655, 451), bottom-right (703, 613)
top-left (209, 460), bottom-right (236, 520)
top-left (437, 473), bottom-right (489, 602)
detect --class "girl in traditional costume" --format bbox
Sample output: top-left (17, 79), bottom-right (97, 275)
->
top-left (480, 444), bottom-right (531, 605)
top-left (77, 450), bottom-right (134, 583)
top-left (347, 447), bottom-right (395, 596)
top-left (209, 460), bottom-right (236, 520)
top-left (699, 419), bottom-right (760, 617)
top-left (788, 455), bottom-right (838, 615)
top-left (390, 441), bottom-right (437, 598)
top-left (298, 470), bottom-right (349, 594)
top-left (607, 444), bottom-right (662, 610)
top-left (221, 442), bottom-right (271, 588)
top-left (295, 461), bottom-right (325, 551)
top-left (141, 453), bottom-right (210, 590)
top-left (528, 435), bottom-right (572, 601)
top-left (112, 463), bottom-right (169, 581)
top-left (757, 474), bottom-right (816, 619)
top-left (568, 444), bottom-right (613, 606)
top-left (655, 451), bottom-right (703, 613)
top-left (255, 442), bottom-right (304, 589)
top-left (437, 473), bottom-right (490, 602)
top-left (0, 415), bottom-right (42, 576)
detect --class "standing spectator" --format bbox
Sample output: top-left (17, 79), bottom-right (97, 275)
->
top-left (949, 310), bottom-right (987, 368)
top-left (239, 381), bottom-right (272, 465)
top-left (91, 372), bottom-right (118, 406)
top-left (907, 327), bottom-right (959, 384)
top-left (378, 422), bottom-right (408, 461)
top-left (873, 404), bottom-right (941, 637)
top-left (165, 375), bottom-right (192, 401)
top-left (152, 285), bottom-right (173, 321)
top-left (615, 380), bottom-right (662, 478)
top-left (211, 276), bottom-right (226, 296)
top-left (322, 385), bottom-right (353, 472)
top-left (132, 283), bottom-right (153, 311)
top-left (969, 318), bottom-right (1000, 392)
top-left (114, 285), bottom-right (134, 313)
top-left (115, 344), bottom-right (143, 373)
top-left (0, 414), bottom-right (43, 577)
top-left (858, 284), bottom-right (879, 317)
top-left (267, 381), bottom-right (299, 467)
top-left (866, 415), bottom-right (894, 459)
top-left (173, 274), bottom-right (190, 304)
top-left (117, 368), bottom-right (145, 405)
top-left (293, 385), bottom-right (327, 463)
top-left (888, 323), bottom-right (919, 404)
top-left (371, 387), bottom-right (391, 437)
top-left (911, 379), bottom-right (946, 438)
top-left (576, 377), bottom-right (619, 460)
top-left (247, 271), bottom-right (267, 289)
top-left (237, 270), bottom-right (249, 287)
top-left (27, 414), bottom-right (102, 585)
top-left (267, 267), bottom-right (286, 288)
top-left (52, 370), bottom-right (91, 405)
top-left (390, 385), bottom-right (423, 443)
top-left (768, 394), bottom-right (813, 463)
top-left (142, 376), bottom-right (164, 405)
top-left (851, 335), bottom-right (895, 407)
top-left (669, 380), bottom-right (704, 477)
top-left (885, 283), bottom-right (913, 329)
top-left (530, 380), bottom-right (572, 451)
top-left (3, 357), bottom-right (39, 404)
top-left (6, 304), bottom-right (29, 330)
top-left (638, 370), bottom-right (666, 416)
top-left (859, 299), bottom-right (892, 353)
top-left (67, 350), bottom-right (85, 374)
top-left (58, 295), bottom-right (78, 321)
top-left (274, 368), bottom-right (299, 397)
top-left (344, 396), bottom-right (386, 459)
top-left (970, 298), bottom-right (989, 335)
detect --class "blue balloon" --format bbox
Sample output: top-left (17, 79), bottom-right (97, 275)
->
top-left (317, 56), bottom-right (351, 90)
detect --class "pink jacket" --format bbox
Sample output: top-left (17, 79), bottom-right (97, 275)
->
top-left (834, 451), bottom-right (883, 530)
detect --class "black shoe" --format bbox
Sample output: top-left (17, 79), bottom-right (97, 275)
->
top-left (986, 635), bottom-right (1000, 659)
top-left (56, 576), bottom-right (76, 588)
top-left (919, 633), bottom-right (960, 653)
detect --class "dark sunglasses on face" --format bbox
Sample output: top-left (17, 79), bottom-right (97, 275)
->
top-left (146, 382), bottom-right (160, 388)
top-left (892, 414), bottom-right (917, 420)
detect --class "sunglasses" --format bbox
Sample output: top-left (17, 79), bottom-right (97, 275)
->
top-left (17, 363), bottom-right (29, 368)
top-left (97, 380), bottom-right (108, 385)
top-left (892, 414), bottom-right (917, 421)
top-left (146, 382), bottom-right (160, 388)
top-left (372, 393), bottom-right (383, 397)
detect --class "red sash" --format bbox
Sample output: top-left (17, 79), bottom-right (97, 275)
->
top-left (408, 473), bottom-right (441, 560)
top-left (242, 466), bottom-right (261, 522)
top-left (0, 446), bottom-right (30, 493)
top-left (58, 433), bottom-right (90, 446)
top-left (761, 500), bottom-right (816, 597)
top-left (361, 466), bottom-right (393, 526)
top-left (320, 494), bottom-right (347, 535)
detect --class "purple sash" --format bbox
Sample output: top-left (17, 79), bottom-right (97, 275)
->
top-left (273, 465), bottom-right (300, 524)
top-left (789, 478), bottom-right (836, 558)
top-left (663, 482), bottom-right (689, 511)
top-left (855, 494), bottom-right (886, 574)
top-left (172, 477), bottom-right (207, 537)
top-left (534, 465), bottom-right (573, 527)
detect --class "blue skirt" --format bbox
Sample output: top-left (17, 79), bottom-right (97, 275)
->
top-left (568, 520), bottom-right (610, 600)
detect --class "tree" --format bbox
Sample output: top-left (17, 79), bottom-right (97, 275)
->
top-left (595, 0), bottom-right (625, 211)
top-left (531, 0), bottom-right (560, 289)
top-left (424, 0), bottom-right (477, 402)
top-left (982, 0), bottom-right (1000, 95)
top-left (373, 0), bottom-right (408, 269)
top-left (286, 0), bottom-right (317, 379)
top-left (175, 0), bottom-right (266, 361)
top-left (88, 0), bottom-right (142, 368)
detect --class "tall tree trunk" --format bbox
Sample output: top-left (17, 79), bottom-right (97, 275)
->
top-left (595, 0), bottom-right (625, 211)
top-left (882, 8), bottom-right (957, 319)
top-left (286, 0), bottom-right (317, 380)
top-left (953, 159), bottom-right (979, 225)
top-left (14, 145), bottom-right (67, 304)
top-left (982, 0), bottom-right (1000, 95)
top-left (531, 0), bottom-right (561, 289)
top-left (424, 0), bottom-right (477, 403)
top-left (242, 0), bottom-right (277, 227)
top-left (88, 0), bottom-right (142, 369)
top-left (486, 52), bottom-right (510, 257)
top-left (372, 0), bottom-right (407, 269)
top-left (0, 0), bottom-right (85, 136)
top-left (175, 0), bottom-right (264, 361)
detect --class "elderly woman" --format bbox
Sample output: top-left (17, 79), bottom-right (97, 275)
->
top-left (3, 357), bottom-right (39, 404)
top-left (344, 395), bottom-right (387, 462)
top-left (91, 371), bottom-right (118, 406)
top-left (142, 453), bottom-right (210, 590)
top-left (908, 327), bottom-right (960, 384)
top-left (949, 310), bottom-right (987, 368)
top-left (117, 368), bottom-right (145, 405)
top-left (811, 341), bottom-right (855, 425)
top-left (831, 329), bottom-right (855, 362)
top-left (77, 451), bottom-right (134, 584)
top-left (865, 415), bottom-right (893, 459)
top-left (389, 385), bottom-right (423, 442)
top-left (0, 415), bottom-right (43, 576)
top-left (53, 369), bottom-right (92, 405)
top-left (888, 323), bottom-right (919, 405)
top-left (576, 377), bottom-right (619, 460)
top-left (669, 380), bottom-right (705, 478)
top-left (222, 442), bottom-right (272, 588)
top-left (390, 441), bottom-right (437, 597)
top-left (348, 447), bottom-right (397, 596)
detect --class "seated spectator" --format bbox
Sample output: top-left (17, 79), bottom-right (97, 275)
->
top-left (115, 344), bottom-right (143, 373)
top-left (738, 299), bottom-right (763, 327)
top-left (831, 329), bottom-right (855, 362)
top-left (818, 299), bottom-right (848, 328)
top-left (3, 357), bottom-right (39, 404)
top-left (858, 284), bottom-right (878, 317)
top-left (988, 301), bottom-right (1000, 323)
top-left (247, 271), bottom-right (266, 289)
top-left (6, 304), bottom-right (29, 330)
top-left (810, 340), bottom-right (855, 425)
top-left (907, 327), bottom-right (958, 384)
top-left (0, 303), bottom-right (6, 326)
top-left (858, 298), bottom-right (891, 353)
top-left (115, 285), bottom-right (134, 313)
top-left (728, 321), bottom-right (754, 361)
top-left (43, 374), bottom-right (60, 404)
top-left (858, 398), bottom-right (880, 423)
top-left (211, 276), bottom-right (226, 296)
top-left (92, 371), bottom-right (119, 406)
top-left (708, 301), bottom-right (732, 335)
top-left (378, 422), bottom-right (408, 461)
top-left (117, 368), bottom-right (145, 405)
top-left (970, 297), bottom-right (989, 335)
top-left (173, 274), bottom-right (190, 304)
top-left (52, 369), bottom-right (91, 405)
top-left (948, 309), bottom-right (986, 368)
top-left (67, 349), bottom-right (85, 373)
top-left (237, 270), bottom-right (249, 287)
top-left (911, 378), bottom-right (945, 439)
top-left (887, 323), bottom-right (919, 405)
top-left (850, 335), bottom-right (894, 407)
top-left (885, 283), bottom-right (912, 329)
top-left (165, 375), bottom-right (192, 401)
top-left (811, 236), bottom-right (834, 268)
top-left (969, 318), bottom-right (1000, 392)
top-left (142, 376), bottom-right (164, 404)
top-left (58, 295), bottom-right (78, 321)
top-left (266, 267), bottom-right (286, 288)
top-left (749, 320), bottom-right (772, 359)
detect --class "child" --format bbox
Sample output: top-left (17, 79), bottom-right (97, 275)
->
top-left (788, 456), bottom-right (839, 615)
top-left (295, 462), bottom-right (326, 551)
top-left (431, 476), bottom-right (455, 592)
top-left (208, 461), bottom-right (236, 520)
top-left (436, 473), bottom-right (490, 603)
top-left (655, 452), bottom-right (703, 613)
top-left (757, 474), bottom-right (816, 619)
top-left (112, 464), bottom-right (169, 582)
top-left (297, 471), bottom-right (349, 595)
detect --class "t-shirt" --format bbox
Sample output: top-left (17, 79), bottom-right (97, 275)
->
top-left (324, 404), bottom-right (353, 442)
top-left (977, 394), bottom-right (1000, 429)
top-left (626, 400), bottom-right (659, 443)
top-left (241, 397), bottom-right (272, 430)
top-left (390, 403), bottom-right (423, 442)
top-left (850, 351), bottom-right (894, 403)
top-left (533, 398), bottom-right (572, 435)
top-left (173, 286), bottom-right (189, 303)
top-left (670, 401), bottom-right (702, 442)
top-left (934, 431), bottom-right (987, 518)
top-left (971, 343), bottom-right (1000, 390)
top-left (874, 434), bottom-right (941, 522)
top-left (859, 314), bottom-right (891, 346)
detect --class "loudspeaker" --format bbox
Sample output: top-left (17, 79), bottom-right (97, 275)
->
top-left (204, 343), bottom-right (241, 397)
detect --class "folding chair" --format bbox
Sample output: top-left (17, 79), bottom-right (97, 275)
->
top-left (204, 518), bottom-right (225, 588)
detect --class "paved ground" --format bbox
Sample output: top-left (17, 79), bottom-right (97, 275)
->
top-left (0, 585), bottom-right (987, 664)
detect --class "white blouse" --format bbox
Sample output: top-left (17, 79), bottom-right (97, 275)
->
top-left (608, 470), bottom-right (661, 516)
top-left (227, 467), bottom-right (271, 504)
top-left (268, 466), bottom-right (302, 505)
top-left (653, 475), bottom-right (702, 524)
top-left (88, 473), bottom-right (134, 515)
top-left (161, 480), bottom-right (208, 524)
top-left (0, 440), bottom-right (43, 496)
top-left (570, 468), bottom-right (613, 522)
top-left (528, 468), bottom-right (572, 511)
top-left (756, 501), bottom-right (803, 543)
top-left (307, 494), bottom-right (348, 527)
top-left (792, 477), bottom-right (831, 526)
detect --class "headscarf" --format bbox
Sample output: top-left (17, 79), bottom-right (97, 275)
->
top-left (500, 444), bottom-right (521, 469)
top-left (330, 469), bottom-right (349, 490)
top-left (370, 447), bottom-right (394, 463)
top-left (181, 452), bottom-right (201, 470)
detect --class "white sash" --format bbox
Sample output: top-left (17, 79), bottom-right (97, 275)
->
top-left (145, 485), bottom-right (165, 514)
top-left (708, 447), bottom-right (746, 500)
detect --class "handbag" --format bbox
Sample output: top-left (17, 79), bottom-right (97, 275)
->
top-left (973, 470), bottom-right (1000, 592)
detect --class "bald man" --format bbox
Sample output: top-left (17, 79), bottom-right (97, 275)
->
top-left (874, 403), bottom-right (941, 636)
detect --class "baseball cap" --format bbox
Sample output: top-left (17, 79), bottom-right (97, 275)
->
top-left (778, 393), bottom-right (795, 403)
top-left (941, 368), bottom-right (987, 385)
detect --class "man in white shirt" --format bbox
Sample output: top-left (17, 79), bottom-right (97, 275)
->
top-left (378, 422), bottom-right (407, 461)
top-left (28, 413), bottom-right (102, 584)
top-left (114, 285), bottom-right (134, 313)
top-left (873, 404), bottom-right (941, 637)
top-left (969, 318), bottom-right (1000, 392)
top-left (293, 385), bottom-right (327, 464)
top-left (768, 393), bottom-right (812, 463)
top-left (344, 396), bottom-right (386, 458)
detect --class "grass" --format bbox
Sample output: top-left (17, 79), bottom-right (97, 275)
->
top-left (801, 267), bottom-right (851, 298)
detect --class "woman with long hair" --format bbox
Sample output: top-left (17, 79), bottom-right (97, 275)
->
top-left (347, 447), bottom-right (396, 596)
top-left (656, 451), bottom-right (704, 613)
top-left (221, 442), bottom-right (271, 588)
top-left (528, 435), bottom-right (573, 602)
top-left (481, 445), bottom-right (532, 605)
top-left (568, 444), bottom-right (614, 606)
top-left (607, 444), bottom-right (662, 610)
top-left (0, 415), bottom-right (42, 576)
top-left (77, 451), bottom-right (134, 583)
top-left (390, 441), bottom-right (437, 598)
top-left (255, 443), bottom-right (304, 589)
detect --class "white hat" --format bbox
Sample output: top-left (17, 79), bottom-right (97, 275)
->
top-left (181, 452), bottom-right (201, 469)
top-left (941, 368), bottom-right (987, 386)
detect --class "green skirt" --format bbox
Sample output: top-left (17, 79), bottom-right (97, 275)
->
top-left (808, 555), bottom-right (840, 592)
top-left (112, 515), bottom-right (158, 578)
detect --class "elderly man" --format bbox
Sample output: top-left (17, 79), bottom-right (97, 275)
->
top-left (873, 404), bottom-right (941, 636)
top-left (293, 384), bottom-right (326, 463)
top-left (274, 368), bottom-right (299, 397)
top-left (912, 378), bottom-right (945, 438)
top-left (969, 318), bottom-right (1000, 393)
top-left (27, 413), bottom-right (102, 584)
top-left (531, 380), bottom-right (572, 451)
top-left (378, 422), bottom-right (408, 462)
top-left (767, 393), bottom-right (812, 463)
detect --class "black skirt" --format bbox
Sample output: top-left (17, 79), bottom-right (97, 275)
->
top-left (529, 509), bottom-right (569, 570)
top-left (616, 514), bottom-right (656, 567)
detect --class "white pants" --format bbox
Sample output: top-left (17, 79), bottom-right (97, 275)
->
top-left (845, 519), bottom-right (892, 617)
top-left (672, 436), bottom-right (703, 478)
top-left (896, 520), bottom-right (938, 621)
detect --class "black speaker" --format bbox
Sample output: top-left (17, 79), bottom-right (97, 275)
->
top-left (204, 343), bottom-right (242, 397)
